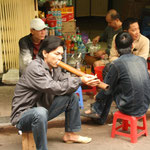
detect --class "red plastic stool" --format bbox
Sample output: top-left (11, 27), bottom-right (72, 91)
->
top-left (82, 86), bottom-right (97, 95)
top-left (111, 111), bottom-right (148, 143)
top-left (94, 66), bottom-right (105, 81)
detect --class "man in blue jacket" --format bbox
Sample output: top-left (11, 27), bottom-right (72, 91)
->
top-left (83, 31), bottom-right (150, 124)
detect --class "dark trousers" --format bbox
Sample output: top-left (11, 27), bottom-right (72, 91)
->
top-left (92, 95), bottom-right (113, 124)
top-left (16, 93), bottom-right (81, 150)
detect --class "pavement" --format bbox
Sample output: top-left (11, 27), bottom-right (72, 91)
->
top-left (1, 118), bottom-right (150, 150)
top-left (0, 85), bottom-right (150, 150)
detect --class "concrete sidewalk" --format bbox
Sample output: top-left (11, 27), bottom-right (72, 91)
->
top-left (0, 85), bottom-right (150, 150)
top-left (0, 119), bottom-right (150, 150)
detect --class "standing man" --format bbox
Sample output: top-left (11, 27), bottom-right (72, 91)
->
top-left (83, 31), bottom-right (150, 125)
top-left (11, 36), bottom-right (100, 150)
top-left (109, 17), bottom-right (149, 62)
top-left (19, 18), bottom-right (48, 74)
top-left (85, 9), bottom-right (122, 67)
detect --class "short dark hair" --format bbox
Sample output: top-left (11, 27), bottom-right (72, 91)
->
top-left (107, 9), bottom-right (120, 20)
top-left (38, 36), bottom-right (64, 59)
top-left (115, 31), bottom-right (133, 55)
top-left (111, 12), bottom-right (120, 20)
top-left (122, 17), bottom-right (139, 31)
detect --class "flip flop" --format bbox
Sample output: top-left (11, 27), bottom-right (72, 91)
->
top-left (81, 111), bottom-right (100, 119)
top-left (81, 107), bottom-right (100, 119)
top-left (64, 136), bottom-right (92, 144)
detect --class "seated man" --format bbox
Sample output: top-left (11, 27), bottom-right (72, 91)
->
top-left (102, 17), bottom-right (150, 81)
top-left (11, 36), bottom-right (100, 150)
top-left (19, 18), bottom-right (48, 75)
top-left (82, 31), bottom-right (150, 125)
top-left (84, 9), bottom-right (122, 67)
top-left (109, 17), bottom-right (149, 62)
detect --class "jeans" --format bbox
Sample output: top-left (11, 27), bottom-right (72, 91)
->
top-left (16, 93), bottom-right (81, 150)
top-left (92, 95), bottom-right (113, 125)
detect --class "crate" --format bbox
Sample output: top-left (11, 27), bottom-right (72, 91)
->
top-left (62, 20), bottom-right (76, 34)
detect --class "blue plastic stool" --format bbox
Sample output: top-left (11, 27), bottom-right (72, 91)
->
top-left (75, 86), bottom-right (84, 109)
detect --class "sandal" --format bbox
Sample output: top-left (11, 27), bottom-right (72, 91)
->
top-left (81, 107), bottom-right (100, 119)
top-left (64, 136), bottom-right (92, 144)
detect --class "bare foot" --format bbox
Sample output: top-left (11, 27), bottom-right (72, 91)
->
top-left (63, 132), bottom-right (92, 144)
top-left (84, 109), bottom-right (99, 117)
top-left (85, 109), bottom-right (92, 114)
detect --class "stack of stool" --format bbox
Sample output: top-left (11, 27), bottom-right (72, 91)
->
top-left (111, 111), bottom-right (148, 143)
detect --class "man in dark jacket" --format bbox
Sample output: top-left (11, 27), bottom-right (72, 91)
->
top-left (19, 18), bottom-right (47, 74)
top-left (11, 36), bottom-right (100, 150)
top-left (83, 31), bottom-right (150, 124)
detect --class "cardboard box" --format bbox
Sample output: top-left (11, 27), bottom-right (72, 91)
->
top-left (62, 13), bottom-right (74, 22)
top-left (62, 20), bottom-right (76, 34)
top-left (51, 6), bottom-right (74, 14)
top-left (51, 6), bottom-right (74, 22)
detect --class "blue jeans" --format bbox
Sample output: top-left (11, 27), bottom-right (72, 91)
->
top-left (16, 93), bottom-right (81, 150)
top-left (92, 94), bottom-right (113, 125)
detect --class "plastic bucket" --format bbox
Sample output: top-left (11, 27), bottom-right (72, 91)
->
top-left (46, 19), bottom-right (57, 27)
top-left (94, 66), bottom-right (105, 81)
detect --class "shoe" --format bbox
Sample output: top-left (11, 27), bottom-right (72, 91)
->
top-left (64, 136), bottom-right (92, 144)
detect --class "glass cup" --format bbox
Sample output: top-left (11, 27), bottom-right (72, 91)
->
top-left (86, 65), bottom-right (91, 74)
top-left (80, 65), bottom-right (86, 73)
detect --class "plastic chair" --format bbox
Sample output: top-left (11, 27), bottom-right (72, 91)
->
top-left (75, 86), bottom-right (84, 109)
top-left (111, 111), bottom-right (148, 143)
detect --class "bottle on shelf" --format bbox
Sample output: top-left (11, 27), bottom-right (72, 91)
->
top-left (49, 27), bottom-right (55, 36)
top-left (75, 53), bottom-right (82, 70)
top-left (66, 35), bottom-right (71, 53)
top-left (76, 27), bottom-right (80, 35)
top-left (74, 42), bottom-right (78, 52)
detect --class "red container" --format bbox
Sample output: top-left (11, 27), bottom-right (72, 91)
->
top-left (94, 66), bottom-right (105, 81)
top-left (41, 18), bottom-right (46, 23)
top-left (46, 19), bottom-right (57, 27)
top-left (147, 57), bottom-right (150, 69)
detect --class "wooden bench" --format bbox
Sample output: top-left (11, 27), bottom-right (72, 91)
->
top-left (19, 131), bottom-right (36, 150)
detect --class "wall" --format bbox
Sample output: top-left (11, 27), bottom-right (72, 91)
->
top-left (113, 0), bottom-right (150, 21)
top-left (75, 0), bottom-right (108, 17)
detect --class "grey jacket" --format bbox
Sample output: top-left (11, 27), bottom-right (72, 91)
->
top-left (100, 26), bottom-right (122, 55)
top-left (10, 57), bottom-right (82, 125)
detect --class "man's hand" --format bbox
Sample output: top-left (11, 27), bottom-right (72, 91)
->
top-left (92, 36), bottom-right (100, 45)
top-left (80, 74), bottom-right (100, 87)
